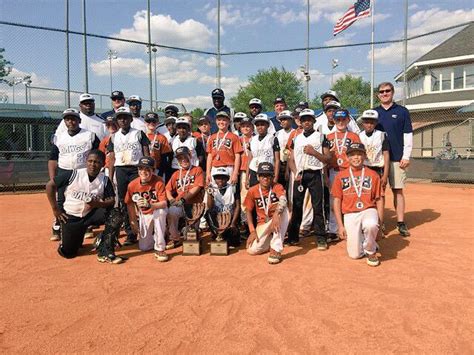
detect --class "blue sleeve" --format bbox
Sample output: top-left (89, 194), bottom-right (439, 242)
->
top-left (403, 108), bottom-right (413, 133)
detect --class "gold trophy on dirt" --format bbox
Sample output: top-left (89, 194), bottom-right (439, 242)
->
top-left (182, 202), bottom-right (206, 255)
top-left (210, 211), bottom-right (232, 256)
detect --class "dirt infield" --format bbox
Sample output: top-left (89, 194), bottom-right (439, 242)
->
top-left (0, 182), bottom-right (473, 353)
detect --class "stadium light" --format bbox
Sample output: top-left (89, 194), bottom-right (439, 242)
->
top-left (107, 49), bottom-right (118, 93)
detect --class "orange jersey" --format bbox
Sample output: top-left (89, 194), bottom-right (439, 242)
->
top-left (166, 166), bottom-right (205, 204)
top-left (124, 175), bottom-right (167, 215)
top-left (99, 135), bottom-right (112, 167)
top-left (244, 183), bottom-right (286, 225)
top-left (206, 131), bottom-right (243, 168)
top-left (240, 134), bottom-right (252, 171)
top-left (286, 127), bottom-right (303, 151)
top-left (326, 131), bottom-right (361, 170)
top-left (331, 167), bottom-right (381, 214)
top-left (193, 131), bottom-right (210, 149)
top-left (147, 132), bottom-right (171, 168)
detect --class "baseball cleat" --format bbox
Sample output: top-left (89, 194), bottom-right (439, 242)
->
top-left (267, 249), bottom-right (282, 264)
top-left (326, 233), bottom-right (340, 243)
top-left (154, 251), bottom-right (169, 262)
top-left (97, 254), bottom-right (124, 264)
top-left (123, 235), bottom-right (137, 246)
top-left (84, 227), bottom-right (94, 239)
top-left (317, 239), bottom-right (328, 251)
top-left (397, 222), bottom-right (411, 237)
top-left (366, 254), bottom-right (380, 267)
top-left (51, 225), bottom-right (61, 241)
top-left (165, 240), bottom-right (182, 250)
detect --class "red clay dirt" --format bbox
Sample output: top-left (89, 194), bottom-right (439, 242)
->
top-left (0, 182), bottom-right (473, 353)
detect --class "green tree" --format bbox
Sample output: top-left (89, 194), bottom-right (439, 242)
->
top-left (190, 107), bottom-right (204, 118)
top-left (230, 67), bottom-right (305, 113)
top-left (322, 75), bottom-right (371, 114)
top-left (0, 48), bottom-right (12, 83)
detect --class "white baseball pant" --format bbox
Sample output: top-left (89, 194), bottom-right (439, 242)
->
top-left (344, 208), bottom-right (379, 259)
top-left (137, 208), bottom-right (168, 252)
top-left (247, 209), bottom-right (289, 255)
top-left (167, 206), bottom-right (184, 241)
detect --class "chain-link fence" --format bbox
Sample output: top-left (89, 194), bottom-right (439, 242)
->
top-left (0, 1), bottom-right (473, 191)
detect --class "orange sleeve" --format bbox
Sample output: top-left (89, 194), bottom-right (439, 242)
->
top-left (159, 135), bottom-right (172, 154)
top-left (206, 134), bottom-right (214, 154)
top-left (274, 183), bottom-right (286, 199)
top-left (166, 173), bottom-right (176, 193)
top-left (193, 167), bottom-right (205, 188)
top-left (155, 179), bottom-right (167, 202)
top-left (99, 136), bottom-right (109, 154)
top-left (244, 188), bottom-right (255, 211)
top-left (331, 172), bottom-right (343, 200)
top-left (232, 134), bottom-right (243, 154)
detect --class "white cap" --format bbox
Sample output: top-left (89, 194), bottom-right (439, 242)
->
top-left (324, 100), bottom-right (341, 110)
top-left (254, 113), bottom-right (269, 124)
top-left (127, 95), bottom-right (142, 103)
top-left (320, 90), bottom-right (339, 102)
top-left (114, 107), bottom-right (132, 118)
top-left (249, 98), bottom-right (262, 107)
top-left (212, 167), bottom-right (230, 177)
top-left (358, 109), bottom-right (379, 123)
top-left (175, 117), bottom-right (191, 127)
top-left (62, 108), bottom-right (80, 119)
top-left (234, 112), bottom-right (248, 120)
top-left (299, 109), bottom-right (315, 118)
top-left (278, 110), bottom-right (293, 119)
top-left (79, 93), bottom-right (95, 103)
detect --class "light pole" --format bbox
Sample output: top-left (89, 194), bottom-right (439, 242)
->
top-left (299, 65), bottom-right (311, 100)
top-left (23, 76), bottom-right (32, 104)
top-left (107, 49), bottom-right (118, 93)
top-left (152, 46), bottom-right (158, 110)
top-left (331, 59), bottom-right (339, 87)
top-left (6, 76), bottom-right (30, 104)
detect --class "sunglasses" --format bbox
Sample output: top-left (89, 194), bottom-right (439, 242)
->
top-left (112, 98), bottom-right (124, 101)
top-left (378, 89), bottom-right (392, 94)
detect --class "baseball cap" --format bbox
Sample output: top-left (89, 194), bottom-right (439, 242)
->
top-left (254, 113), bottom-right (269, 124)
top-left (175, 146), bottom-right (191, 158)
top-left (144, 112), bottom-right (159, 122)
top-left (126, 95), bottom-right (142, 104)
top-left (104, 115), bottom-right (117, 125)
top-left (324, 100), bottom-right (341, 111)
top-left (62, 108), bottom-right (80, 119)
top-left (299, 109), bottom-right (315, 119)
top-left (212, 167), bottom-right (230, 178)
top-left (257, 162), bottom-right (274, 175)
top-left (110, 90), bottom-right (125, 100)
top-left (346, 142), bottom-right (366, 155)
top-left (274, 97), bottom-right (286, 105)
top-left (198, 116), bottom-right (210, 124)
top-left (216, 111), bottom-right (230, 119)
top-left (359, 109), bottom-right (379, 121)
top-left (114, 107), bottom-right (132, 118)
top-left (278, 110), bottom-right (292, 120)
top-left (298, 101), bottom-right (309, 109)
top-left (137, 156), bottom-right (155, 169)
top-left (164, 116), bottom-right (176, 125)
top-left (212, 88), bottom-right (225, 98)
top-left (233, 112), bottom-right (248, 122)
top-left (240, 116), bottom-right (253, 125)
top-left (164, 104), bottom-right (179, 114)
top-left (334, 109), bottom-right (350, 120)
top-left (79, 93), bottom-right (95, 103)
top-left (249, 98), bottom-right (262, 107)
top-left (175, 117), bottom-right (191, 128)
top-left (320, 90), bottom-right (339, 102)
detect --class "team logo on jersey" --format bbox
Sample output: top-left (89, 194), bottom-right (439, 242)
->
top-left (255, 192), bottom-right (279, 209)
top-left (59, 143), bottom-right (88, 154)
top-left (115, 142), bottom-right (140, 153)
top-left (341, 176), bottom-right (372, 191)
top-left (151, 141), bottom-right (161, 150)
top-left (71, 190), bottom-right (95, 202)
top-left (132, 190), bottom-right (157, 205)
top-left (176, 175), bottom-right (196, 190)
top-left (329, 137), bottom-right (353, 151)
top-left (211, 138), bottom-right (232, 150)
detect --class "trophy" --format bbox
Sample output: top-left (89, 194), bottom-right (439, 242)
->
top-left (210, 211), bottom-right (232, 256)
top-left (182, 203), bottom-right (206, 256)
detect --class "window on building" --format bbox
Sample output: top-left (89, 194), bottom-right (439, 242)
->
top-left (430, 69), bottom-right (440, 92)
top-left (453, 66), bottom-right (464, 89)
top-left (441, 68), bottom-right (452, 91)
top-left (466, 65), bottom-right (474, 88)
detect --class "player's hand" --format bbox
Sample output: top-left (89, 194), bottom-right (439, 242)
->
top-left (206, 174), bottom-right (212, 185)
top-left (137, 198), bottom-right (150, 209)
top-left (294, 173), bottom-right (302, 182)
top-left (271, 214), bottom-right (280, 233)
top-left (246, 230), bottom-right (258, 248)
top-left (399, 159), bottom-right (410, 169)
top-left (229, 174), bottom-right (238, 185)
top-left (303, 145), bottom-right (317, 156)
top-left (87, 197), bottom-right (103, 209)
top-left (175, 198), bottom-right (185, 208)
top-left (338, 226), bottom-right (347, 240)
top-left (53, 207), bottom-right (68, 224)
top-left (381, 176), bottom-right (388, 190)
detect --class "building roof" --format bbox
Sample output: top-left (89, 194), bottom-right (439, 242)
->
top-left (416, 23), bottom-right (474, 63)
top-left (398, 90), bottom-right (474, 112)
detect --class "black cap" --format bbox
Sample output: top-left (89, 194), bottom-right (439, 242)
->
top-left (257, 162), bottom-right (274, 175)
top-left (298, 101), bottom-right (309, 109)
top-left (346, 143), bottom-right (366, 155)
top-left (198, 116), bottom-right (210, 124)
top-left (175, 146), bottom-right (191, 158)
top-left (111, 90), bottom-right (125, 100)
top-left (164, 104), bottom-right (179, 114)
top-left (104, 115), bottom-right (117, 124)
top-left (137, 156), bottom-right (155, 168)
top-left (212, 88), bottom-right (225, 98)
top-left (144, 112), bottom-right (159, 122)
top-left (274, 97), bottom-right (286, 104)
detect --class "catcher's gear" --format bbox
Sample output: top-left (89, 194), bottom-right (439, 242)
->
top-left (96, 208), bottom-right (123, 256)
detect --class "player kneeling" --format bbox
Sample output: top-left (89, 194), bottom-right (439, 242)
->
top-left (244, 162), bottom-right (289, 264)
top-left (46, 150), bottom-right (124, 264)
top-left (332, 143), bottom-right (382, 267)
top-left (125, 156), bottom-right (169, 262)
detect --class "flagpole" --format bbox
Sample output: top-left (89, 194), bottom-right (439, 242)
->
top-left (370, 0), bottom-right (375, 107)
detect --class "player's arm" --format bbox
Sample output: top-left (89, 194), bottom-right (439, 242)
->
top-left (88, 178), bottom-right (115, 209)
top-left (231, 153), bottom-right (241, 185)
top-left (46, 171), bottom-right (73, 223)
top-left (245, 151), bottom-right (253, 188)
top-left (245, 204), bottom-right (258, 247)
top-left (304, 140), bottom-right (331, 163)
top-left (272, 138), bottom-right (280, 183)
top-left (195, 139), bottom-right (206, 168)
top-left (381, 137), bottom-right (390, 189)
top-left (151, 182), bottom-right (168, 210)
top-left (333, 197), bottom-right (346, 240)
top-left (206, 190), bottom-right (215, 210)
top-left (206, 151), bottom-right (213, 184)
top-left (48, 144), bottom-right (59, 180)
top-left (231, 197), bottom-right (241, 227)
top-left (181, 186), bottom-right (202, 203)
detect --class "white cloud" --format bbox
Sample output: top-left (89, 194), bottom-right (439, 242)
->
top-left (91, 58), bottom-right (149, 77)
top-left (205, 4), bottom-right (260, 27)
top-left (370, 8), bottom-right (474, 65)
top-left (170, 95), bottom-right (211, 110)
top-left (109, 11), bottom-right (213, 53)
top-left (6, 68), bottom-right (50, 87)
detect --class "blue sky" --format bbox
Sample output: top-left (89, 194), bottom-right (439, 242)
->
top-left (0, 0), bottom-right (472, 110)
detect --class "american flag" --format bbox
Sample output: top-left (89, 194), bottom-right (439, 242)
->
top-left (333, 0), bottom-right (371, 36)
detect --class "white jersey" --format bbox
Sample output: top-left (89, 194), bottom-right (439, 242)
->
top-left (171, 135), bottom-right (199, 169)
top-left (157, 124), bottom-right (168, 135)
top-left (212, 184), bottom-right (236, 214)
top-left (112, 128), bottom-right (144, 166)
top-left (275, 128), bottom-right (293, 163)
top-left (359, 129), bottom-right (385, 167)
top-left (63, 169), bottom-right (109, 217)
top-left (164, 131), bottom-right (175, 144)
top-left (293, 130), bottom-right (325, 172)
top-left (131, 116), bottom-right (147, 133)
top-left (54, 129), bottom-right (96, 170)
top-left (314, 112), bottom-right (360, 135)
top-left (249, 133), bottom-right (275, 172)
top-left (55, 112), bottom-right (107, 141)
